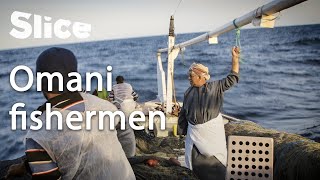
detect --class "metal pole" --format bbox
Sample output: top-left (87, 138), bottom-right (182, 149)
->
top-left (158, 0), bottom-right (307, 53)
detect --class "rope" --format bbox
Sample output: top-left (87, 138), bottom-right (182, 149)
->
top-left (235, 28), bottom-right (245, 63)
top-left (254, 6), bottom-right (264, 19)
top-left (171, 72), bottom-right (177, 104)
top-left (233, 19), bottom-right (239, 29)
top-left (173, 0), bottom-right (184, 15)
top-left (254, 6), bottom-right (281, 23)
top-left (180, 47), bottom-right (187, 66)
top-left (171, 71), bottom-right (181, 116)
top-left (235, 28), bottom-right (241, 48)
top-left (233, 19), bottom-right (244, 63)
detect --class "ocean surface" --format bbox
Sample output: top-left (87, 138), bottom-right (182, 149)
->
top-left (0, 24), bottom-right (319, 160)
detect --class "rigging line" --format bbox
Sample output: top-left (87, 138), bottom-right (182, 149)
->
top-left (171, 72), bottom-right (177, 104)
top-left (173, 0), bottom-right (184, 15)
top-left (180, 47), bottom-right (187, 67)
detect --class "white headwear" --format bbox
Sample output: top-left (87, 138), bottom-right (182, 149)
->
top-left (189, 63), bottom-right (210, 80)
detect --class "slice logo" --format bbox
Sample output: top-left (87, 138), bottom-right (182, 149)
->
top-left (10, 11), bottom-right (91, 39)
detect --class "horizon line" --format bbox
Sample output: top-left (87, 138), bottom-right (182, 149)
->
top-left (0, 23), bottom-right (318, 52)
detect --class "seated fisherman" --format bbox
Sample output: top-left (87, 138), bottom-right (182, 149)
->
top-left (178, 46), bottom-right (240, 180)
top-left (24, 47), bottom-right (135, 179)
top-left (109, 76), bottom-right (138, 109)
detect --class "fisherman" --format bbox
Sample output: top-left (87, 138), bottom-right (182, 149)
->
top-left (109, 76), bottom-right (139, 109)
top-left (18, 47), bottom-right (135, 179)
top-left (178, 46), bottom-right (240, 180)
top-left (109, 75), bottom-right (138, 158)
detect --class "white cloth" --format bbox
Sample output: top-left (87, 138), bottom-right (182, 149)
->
top-left (185, 113), bottom-right (227, 170)
top-left (25, 93), bottom-right (136, 180)
top-left (120, 99), bottom-right (136, 116)
top-left (117, 99), bottom-right (137, 158)
top-left (112, 83), bottom-right (134, 104)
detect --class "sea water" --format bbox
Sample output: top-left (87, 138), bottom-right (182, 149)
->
top-left (0, 24), bottom-right (319, 160)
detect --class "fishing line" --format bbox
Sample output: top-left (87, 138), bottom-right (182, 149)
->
top-left (171, 0), bottom-right (185, 66)
top-left (173, 0), bottom-right (184, 15)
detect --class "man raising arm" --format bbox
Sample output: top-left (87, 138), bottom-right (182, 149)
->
top-left (178, 46), bottom-right (240, 180)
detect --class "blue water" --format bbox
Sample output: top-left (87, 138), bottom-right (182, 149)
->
top-left (0, 24), bottom-right (319, 160)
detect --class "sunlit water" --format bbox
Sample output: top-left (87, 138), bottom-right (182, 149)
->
top-left (0, 24), bottom-right (319, 160)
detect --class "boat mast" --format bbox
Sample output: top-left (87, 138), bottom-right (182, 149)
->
top-left (166, 16), bottom-right (180, 115)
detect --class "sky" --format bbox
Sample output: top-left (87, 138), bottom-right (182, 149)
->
top-left (0, 0), bottom-right (319, 50)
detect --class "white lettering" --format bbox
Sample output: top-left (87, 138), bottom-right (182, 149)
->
top-left (148, 111), bottom-right (166, 130)
top-left (98, 111), bottom-right (125, 130)
top-left (86, 72), bottom-right (103, 91)
top-left (10, 65), bottom-right (33, 92)
top-left (30, 111), bottom-right (42, 130)
top-left (10, 66), bottom-right (113, 92)
top-left (33, 14), bottom-right (42, 38)
top-left (54, 19), bottom-right (71, 39)
top-left (43, 16), bottom-right (52, 38)
top-left (66, 111), bottom-right (83, 130)
top-left (129, 111), bottom-right (145, 130)
top-left (85, 111), bottom-right (96, 130)
top-left (9, 11), bottom-right (91, 39)
top-left (106, 66), bottom-right (112, 91)
top-left (67, 72), bottom-right (82, 91)
top-left (73, 22), bottom-right (91, 39)
top-left (10, 11), bottom-right (32, 39)
top-left (9, 103), bottom-right (27, 130)
top-left (10, 104), bottom-right (166, 131)
top-left (37, 72), bottom-right (63, 92)
top-left (45, 103), bottom-right (63, 130)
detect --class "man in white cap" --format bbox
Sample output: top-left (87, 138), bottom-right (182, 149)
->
top-left (178, 46), bottom-right (240, 180)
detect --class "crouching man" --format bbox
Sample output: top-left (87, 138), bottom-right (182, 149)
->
top-left (12, 47), bottom-right (135, 179)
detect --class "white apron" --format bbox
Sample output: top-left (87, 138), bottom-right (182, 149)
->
top-left (185, 113), bottom-right (227, 170)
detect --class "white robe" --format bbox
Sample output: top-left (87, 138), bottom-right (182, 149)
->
top-left (25, 93), bottom-right (136, 180)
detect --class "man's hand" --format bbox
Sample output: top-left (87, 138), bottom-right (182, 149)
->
top-left (5, 162), bottom-right (27, 179)
top-left (231, 46), bottom-right (240, 73)
top-left (232, 46), bottom-right (240, 59)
